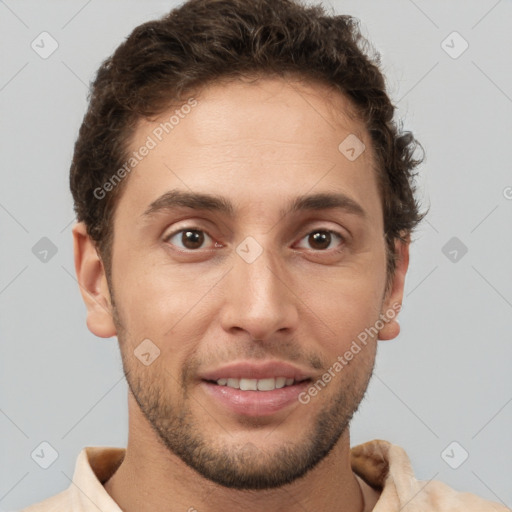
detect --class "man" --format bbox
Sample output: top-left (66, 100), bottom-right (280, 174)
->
top-left (21, 0), bottom-right (509, 510)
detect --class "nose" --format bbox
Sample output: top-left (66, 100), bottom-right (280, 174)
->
top-left (219, 243), bottom-right (299, 342)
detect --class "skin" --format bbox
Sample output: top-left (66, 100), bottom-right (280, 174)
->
top-left (73, 76), bottom-right (409, 512)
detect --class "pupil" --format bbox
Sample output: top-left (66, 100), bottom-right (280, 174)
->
top-left (183, 230), bottom-right (204, 249)
top-left (310, 231), bottom-right (330, 250)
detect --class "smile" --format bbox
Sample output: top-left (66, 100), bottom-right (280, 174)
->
top-left (215, 377), bottom-right (296, 391)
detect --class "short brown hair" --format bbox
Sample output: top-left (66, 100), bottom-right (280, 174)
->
top-left (70, 0), bottom-right (426, 289)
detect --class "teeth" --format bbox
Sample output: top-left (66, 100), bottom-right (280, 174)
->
top-left (227, 378), bottom-right (239, 388)
top-left (216, 377), bottom-right (296, 391)
top-left (240, 378), bottom-right (257, 391)
top-left (275, 377), bottom-right (286, 389)
top-left (257, 378), bottom-right (275, 391)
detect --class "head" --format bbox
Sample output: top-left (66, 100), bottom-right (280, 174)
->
top-left (72, 0), bottom-right (425, 491)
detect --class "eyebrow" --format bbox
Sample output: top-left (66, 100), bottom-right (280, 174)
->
top-left (142, 189), bottom-right (367, 220)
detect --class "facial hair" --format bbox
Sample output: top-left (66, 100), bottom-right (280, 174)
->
top-left (111, 291), bottom-right (376, 490)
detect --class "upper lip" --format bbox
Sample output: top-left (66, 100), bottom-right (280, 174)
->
top-left (199, 361), bottom-right (312, 382)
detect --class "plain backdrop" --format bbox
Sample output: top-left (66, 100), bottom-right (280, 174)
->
top-left (1, 0), bottom-right (511, 509)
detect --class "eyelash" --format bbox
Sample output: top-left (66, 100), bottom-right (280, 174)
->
top-left (163, 226), bottom-right (346, 253)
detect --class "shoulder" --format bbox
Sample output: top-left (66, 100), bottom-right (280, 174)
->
top-left (18, 446), bottom-right (125, 512)
top-left (351, 439), bottom-right (510, 511)
top-left (411, 478), bottom-right (510, 512)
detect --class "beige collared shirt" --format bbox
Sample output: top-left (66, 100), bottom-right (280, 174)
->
top-left (20, 439), bottom-right (509, 511)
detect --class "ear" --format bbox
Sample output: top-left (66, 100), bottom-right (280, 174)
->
top-left (72, 221), bottom-right (117, 338)
top-left (378, 235), bottom-right (410, 341)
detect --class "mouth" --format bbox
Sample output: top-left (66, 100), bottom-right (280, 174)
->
top-left (207, 376), bottom-right (309, 391)
top-left (199, 361), bottom-right (313, 417)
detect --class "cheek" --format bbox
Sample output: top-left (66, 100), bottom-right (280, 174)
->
top-left (115, 263), bottom-right (217, 354)
top-left (321, 299), bottom-right (382, 359)
top-left (296, 266), bottom-right (385, 348)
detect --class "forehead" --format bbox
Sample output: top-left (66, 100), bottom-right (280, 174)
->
top-left (115, 76), bottom-right (380, 225)
top-left (149, 76), bottom-right (367, 157)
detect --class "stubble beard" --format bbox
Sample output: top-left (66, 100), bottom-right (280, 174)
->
top-left (109, 282), bottom-right (376, 490)
top-left (120, 336), bottom-right (375, 490)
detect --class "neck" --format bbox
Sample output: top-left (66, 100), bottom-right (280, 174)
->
top-left (104, 393), bottom-right (367, 512)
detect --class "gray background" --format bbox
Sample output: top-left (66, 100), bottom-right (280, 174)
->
top-left (1, 0), bottom-right (511, 509)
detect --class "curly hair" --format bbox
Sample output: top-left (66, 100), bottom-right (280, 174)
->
top-left (70, 0), bottom-right (426, 289)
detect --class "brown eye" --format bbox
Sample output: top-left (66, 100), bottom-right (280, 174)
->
top-left (165, 228), bottom-right (214, 251)
top-left (309, 231), bottom-right (331, 250)
top-left (296, 229), bottom-right (344, 251)
top-left (181, 230), bottom-right (204, 249)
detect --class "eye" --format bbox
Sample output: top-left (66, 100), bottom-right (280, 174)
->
top-left (295, 229), bottom-right (345, 251)
top-left (164, 228), bottom-right (217, 251)
top-left (164, 227), bottom-right (345, 253)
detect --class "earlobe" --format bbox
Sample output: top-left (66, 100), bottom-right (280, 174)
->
top-left (378, 317), bottom-right (400, 341)
top-left (72, 222), bottom-right (117, 338)
top-left (378, 235), bottom-right (410, 341)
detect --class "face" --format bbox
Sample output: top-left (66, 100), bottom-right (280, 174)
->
top-left (75, 76), bottom-right (408, 490)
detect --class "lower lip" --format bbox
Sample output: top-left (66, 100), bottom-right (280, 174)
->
top-left (201, 380), bottom-right (310, 417)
